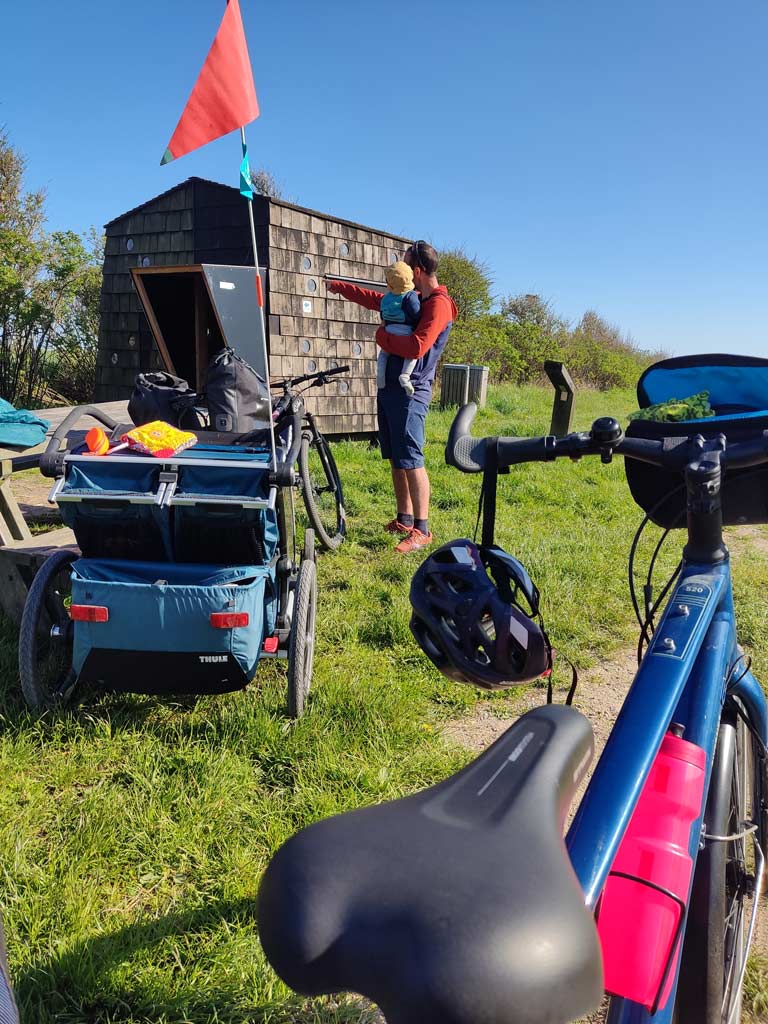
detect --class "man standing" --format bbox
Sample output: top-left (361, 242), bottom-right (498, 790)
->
top-left (327, 241), bottom-right (457, 553)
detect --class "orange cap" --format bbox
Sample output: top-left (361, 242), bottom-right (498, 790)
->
top-left (86, 427), bottom-right (110, 456)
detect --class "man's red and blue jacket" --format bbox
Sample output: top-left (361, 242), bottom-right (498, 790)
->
top-left (328, 280), bottom-right (457, 403)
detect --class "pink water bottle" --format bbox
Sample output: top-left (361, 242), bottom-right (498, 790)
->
top-left (596, 726), bottom-right (706, 1011)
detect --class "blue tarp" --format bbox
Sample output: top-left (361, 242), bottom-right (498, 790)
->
top-left (0, 399), bottom-right (50, 449)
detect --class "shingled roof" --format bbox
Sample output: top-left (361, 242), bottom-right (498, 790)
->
top-left (105, 177), bottom-right (412, 244)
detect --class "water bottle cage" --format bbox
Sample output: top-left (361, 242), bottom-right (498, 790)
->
top-left (597, 870), bottom-right (687, 1016)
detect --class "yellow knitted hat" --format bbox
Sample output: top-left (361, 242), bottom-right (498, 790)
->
top-left (385, 260), bottom-right (414, 295)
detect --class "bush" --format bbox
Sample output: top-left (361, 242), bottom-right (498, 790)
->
top-left (559, 335), bottom-right (651, 390)
top-left (442, 291), bottom-right (660, 392)
top-left (443, 315), bottom-right (524, 381)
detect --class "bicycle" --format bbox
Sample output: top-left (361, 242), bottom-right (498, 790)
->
top-left (271, 366), bottom-right (349, 552)
top-left (258, 394), bottom-right (768, 1023)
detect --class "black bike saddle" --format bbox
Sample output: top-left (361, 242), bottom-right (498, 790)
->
top-left (258, 705), bottom-right (603, 1024)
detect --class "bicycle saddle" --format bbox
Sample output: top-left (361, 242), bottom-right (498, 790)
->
top-left (258, 705), bottom-right (603, 1024)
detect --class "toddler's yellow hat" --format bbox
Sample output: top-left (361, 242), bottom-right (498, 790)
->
top-left (385, 260), bottom-right (414, 295)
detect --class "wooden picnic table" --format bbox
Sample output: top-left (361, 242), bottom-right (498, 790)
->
top-left (0, 400), bottom-right (129, 623)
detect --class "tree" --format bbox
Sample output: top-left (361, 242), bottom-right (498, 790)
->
top-left (0, 131), bottom-right (101, 406)
top-left (500, 292), bottom-right (568, 335)
top-left (435, 247), bottom-right (493, 322)
top-left (249, 167), bottom-right (284, 199)
top-left (46, 228), bottom-right (104, 404)
top-left (573, 309), bottom-right (632, 349)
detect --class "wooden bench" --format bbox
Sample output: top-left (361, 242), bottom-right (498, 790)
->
top-left (0, 401), bottom-right (129, 623)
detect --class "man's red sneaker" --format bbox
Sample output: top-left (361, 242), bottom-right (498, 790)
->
top-left (394, 528), bottom-right (434, 554)
top-left (385, 518), bottom-right (412, 535)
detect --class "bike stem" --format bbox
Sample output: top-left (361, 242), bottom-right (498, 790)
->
top-left (683, 439), bottom-right (727, 565)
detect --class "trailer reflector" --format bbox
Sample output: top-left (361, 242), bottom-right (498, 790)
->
top-left (69, 605), bottom-right (109, 623)
top-left (210, 612), bottom-right (250, 629)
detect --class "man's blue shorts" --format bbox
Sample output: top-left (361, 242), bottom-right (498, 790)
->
top-left (376, 388), bottom-right (429, 469)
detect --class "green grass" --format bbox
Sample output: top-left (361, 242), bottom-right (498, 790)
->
top-left (0, 383), bottom-right (766, 1021)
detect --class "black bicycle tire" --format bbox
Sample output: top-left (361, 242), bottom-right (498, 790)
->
top-left (18, 549), bottom-right (77, 710)
top-left (302, 527), bottom-right (316, 566)
top-left (298, 429), bottom-right (346, 551)
top-left (286, 559), bottom-right (317, 718)
top-left (674, 709), bottom-right (751, 1022)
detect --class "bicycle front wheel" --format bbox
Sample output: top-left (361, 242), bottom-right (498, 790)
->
top-left (675, 706), bottom-right (754, 1023)
top-left (298, 428), bottom-right (346, 551)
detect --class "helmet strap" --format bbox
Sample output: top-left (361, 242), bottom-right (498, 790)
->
top-left (473, 439), bottom-right (580, 704)
top-left (474, 438), bottom-right (500, 546)
top-left (541, 623), bottom-right (579, 706)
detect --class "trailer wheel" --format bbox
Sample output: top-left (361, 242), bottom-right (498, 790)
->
top-left (18, 550), bottom-right (77, 710)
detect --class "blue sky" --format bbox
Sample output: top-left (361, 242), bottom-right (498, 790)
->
top-left (2, 0), bottom-right (766, 357)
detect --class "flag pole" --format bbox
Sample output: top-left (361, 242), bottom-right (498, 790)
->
top-left (240, 126), bottom-right (277, 470)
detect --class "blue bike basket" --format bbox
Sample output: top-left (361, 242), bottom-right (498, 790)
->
top-left (625, 354), bottom-right (768, 527)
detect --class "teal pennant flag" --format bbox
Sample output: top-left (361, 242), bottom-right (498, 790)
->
top-left (240, 146), bottom-right (253, 200)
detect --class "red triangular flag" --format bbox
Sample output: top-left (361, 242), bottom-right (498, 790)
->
top-left (161, 0), bottom-right (259, 165)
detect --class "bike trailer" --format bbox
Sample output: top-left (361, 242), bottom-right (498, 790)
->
top-left (52, 439), bottom-right (279, 564)
top-left (624, 354), bottom-right (768, 527)
top-left (70, 559), bottom-right (277, 694)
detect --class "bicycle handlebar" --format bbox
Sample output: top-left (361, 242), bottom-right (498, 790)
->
top-left (446, 403), bottom-right (768, 475)
top-left (40, 405), bottom-right (121, 478)
top-left (273, 366), bottom-right (350, 392)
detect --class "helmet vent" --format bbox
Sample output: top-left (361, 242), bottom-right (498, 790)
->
top-left (441, 615), bottom-right (461, 643)
top-left (473, 645), bottom-right (491, 666)
top-left (479, 614), bottom-right (496, 642)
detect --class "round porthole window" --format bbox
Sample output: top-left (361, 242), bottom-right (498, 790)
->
top-left (307, 359), bottom-right (317, 372)
top-left (301, 255), bottom-right (312, 270)
top-left (329, 360), bottom-right (339, 369)
top-left (339, 242), bottom-right (349, 257)
top-left (301, 339), bottom-right (311, 353)
top-left (339, 380), bottom-right (349, 394)
top-left (126, 238), bottom-right (134, 251)
top-left (128, 335), bottom-right (136, 348)
top-left (141, 256), bottom-right (151, 267)
top-left (390, 251), bottom-right (399, 263)
top-left (352, 342), bottom-right (362, 355)
top-left (307, 278), bottom-right (317, 293)
top-left (110, 353), bottom-right (119, 366)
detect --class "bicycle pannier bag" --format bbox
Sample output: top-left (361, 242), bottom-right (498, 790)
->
top-left (128, 372), bottom-right (208, 430)
top-left (624, 354), bottom-right (768, 527)
top-left (204, 348), bottom-right (271, 434)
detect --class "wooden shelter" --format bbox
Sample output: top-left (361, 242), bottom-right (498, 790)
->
top-left (96, 178), bottom-right (413, 434)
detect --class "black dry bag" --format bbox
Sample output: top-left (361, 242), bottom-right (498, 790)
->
top-left (128, 372), bottom-right (208, 429)
top-left (205, 348), bottom-right (272, 433)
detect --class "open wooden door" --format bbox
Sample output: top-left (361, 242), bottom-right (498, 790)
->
top-left (131, 264), bottom-right (268, 389)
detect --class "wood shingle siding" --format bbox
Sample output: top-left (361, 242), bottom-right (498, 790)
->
top-left (96, 177), bottom-right (411, 436)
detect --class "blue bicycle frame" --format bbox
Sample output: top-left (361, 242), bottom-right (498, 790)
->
top-left (566, 552), bottom-right (768, 1024)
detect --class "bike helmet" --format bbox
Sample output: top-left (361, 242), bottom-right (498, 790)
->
top-left (409, 539), bottom-right (551, 690)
